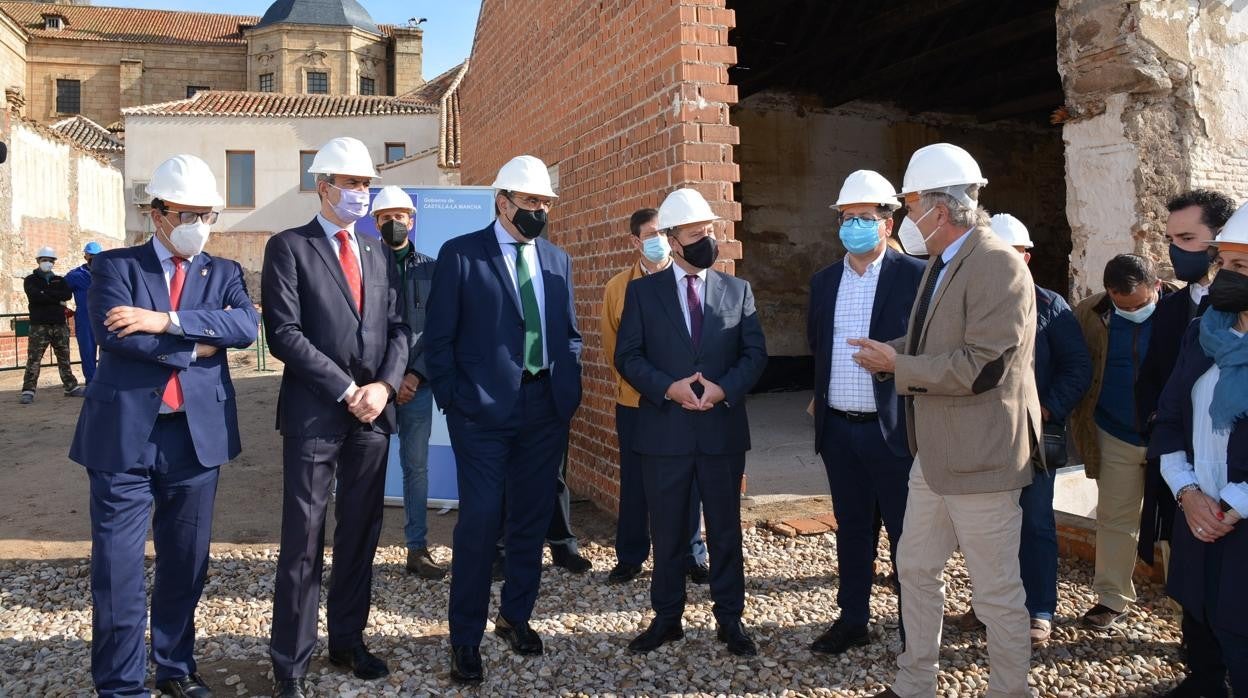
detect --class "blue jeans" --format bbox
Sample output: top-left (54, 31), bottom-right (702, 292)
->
top-left (396, 385), bottom-right (433, 550)
top-left (1018, 465), bottom-right (1057, 620)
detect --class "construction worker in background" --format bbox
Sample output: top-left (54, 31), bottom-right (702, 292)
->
top-left (65, 241), bottom-right (102, 383)
top-left (950, 214), bottom-right (1091, 645)
top-left (21, 245), bottom-right (84, 404)
top-left (807, 170), bottom-right (924, 655)
top-left (373, 185), bottom-right (447, 581)
top-left (69, 154), bottom-right (258, 698)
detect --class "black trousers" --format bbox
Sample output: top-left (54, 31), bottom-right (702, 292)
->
top-left (269, 425), bottom-right (389, 680)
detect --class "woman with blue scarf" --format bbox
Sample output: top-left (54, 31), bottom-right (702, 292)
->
top-left (1151, 206), bottom-right (1248, 698)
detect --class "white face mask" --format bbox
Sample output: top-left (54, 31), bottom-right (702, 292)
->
top-left (169, 220), bottom-right (211, 257)
top-left (898, 206), bottom-right (938, 256)
top-left (38, 261), bottom-right (54, 273)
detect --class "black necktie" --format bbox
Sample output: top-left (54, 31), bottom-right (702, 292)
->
top-left (908, 255), bottom-right (946, 355)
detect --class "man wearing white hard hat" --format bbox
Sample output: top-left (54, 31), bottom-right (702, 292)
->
top-left (851, 144), bottom-right (1040, 698)
top-left (424, 155), bottom-right (583, 683)
top-left (372, 185), bottom-right (446, 581)
top-left (20, 245), bottom-right (84, 403)
top-left (1152, 201), bottom-right (1248, 697)
top-left (616, 187), bottom-right (767, 658)
top-left (263, 137), bottom-right (409, 697)
top-left (68, 154), bottom-right (259, 698)
top-left (948, 214), bottom-right (1090, 645)
top-left (807, 170), bottom-right (925, 655)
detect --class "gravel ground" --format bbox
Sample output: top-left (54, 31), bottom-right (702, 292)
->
top-left (1, 528), bottom-right (1186, 697)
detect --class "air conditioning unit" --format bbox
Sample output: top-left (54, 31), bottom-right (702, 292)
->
top-left (130, 180), bottom-right (150, 205)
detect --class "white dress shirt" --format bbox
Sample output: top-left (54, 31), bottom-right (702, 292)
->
top-left (1190, 282), bottom-right (1210, 305)
top-left (673, 262), bottom-right (707, 337)
top-left (932, 228), bottom-right (974, 294)
top-left (494, 220), bottom-right (549, 369)
top-left (151, 235), bottom-right (195, 413)
top-left (829, 249), bottom-right (885, 412)
top-left (1160, 328), bottom-right (1248, 517)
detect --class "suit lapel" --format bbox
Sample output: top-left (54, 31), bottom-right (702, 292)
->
top-left (483, 226), bottom-right (523, 317)
top-left (358, 236), bottom-right (380, 319)
top-left (918, 229), bottom-right (982, 344)
top-left (824, 261), bottom-right (844, 349)
top-left (306, 222), bottom-right (361, 321)
top-left (138, 240), bottom-right (171, 312)
top-left (868, 251), bottom-right (894, 337)
top-left (659, 267), bottom-right (696, 353)
top-left (699, 270), bottom-right (727, 352)
top-left (535, 238), bottom-right (560, 345)
top-left (177, 254), bottom-right (210, 309)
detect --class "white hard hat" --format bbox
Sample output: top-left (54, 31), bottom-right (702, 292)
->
top-left (1211, 201), bottom-right (1248, 247)
top-left (900, 143), bottom-right (988, 207)
top-left (490, 155), bottom-right (557, 198)
top-left (657, 188), bottom-right (717, 230)
top-left (833, 170), bottom-right (901, 209)
top-left (372, 185), bottom-right (415, 214)
top-left (307, 137), bottom-right (379, 179)
top-left (990, 213), bottom-right (1034, 248)
top-left (36, 245), bottom-right (56, 259)
top-left (146, 154), bottom-right (224, 208)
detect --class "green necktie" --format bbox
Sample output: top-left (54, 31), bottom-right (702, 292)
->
top-left (511, 242), bottom-right (543, 373)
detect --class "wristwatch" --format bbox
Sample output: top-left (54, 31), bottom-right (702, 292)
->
top-left (1220, 498), bottom-right (1234, 514)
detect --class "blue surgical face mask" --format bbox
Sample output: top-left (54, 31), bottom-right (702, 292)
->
top-left (1114, 300), bottom-right (1157, 324)
top-left (641, 234), bottom-right (670, 263)
top-left (330, 184), bottom-right (370, 223)
top-left (839, 217), bottom-right (882, 255)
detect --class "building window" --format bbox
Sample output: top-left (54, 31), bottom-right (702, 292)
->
top-left (258, 73), bottom-right (274, 93)
top-left (385, 143), bottom-right (406, 163)
top-left (187, 85), bottom-right (209, 98)
top-left (299, 150), bottom-right (317, 192)
top-left (43, 15), bottom-right (64, 30)
top-left (306, 72), bottom-right (328, 94)
top-left (359, 76), bottom-right (375, 95)
top-left (226, 151), bottom-right (255, 208)
top-left (55, 79), bottom-right (80, 114)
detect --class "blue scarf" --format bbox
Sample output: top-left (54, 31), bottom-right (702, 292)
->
top-left (1199, 310), bottom-right (1248, 434)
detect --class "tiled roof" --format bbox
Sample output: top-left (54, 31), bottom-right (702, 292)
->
top-left (122, 90), bottom-right (438, 118)
top-left (255, 0), bottom-right (379, 36)
top-left (50, 115), bottom-right (124, 152)
top-left (399, 61), bottom-right (468, 169)
top-left (0, 2), bottom-right (258, 46)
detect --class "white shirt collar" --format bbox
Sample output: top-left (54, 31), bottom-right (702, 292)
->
top-left (494, 219), bottom-right (524, 247)
top-left (940, 228), bottom-right (975, 265)
top-left (672, 262), bottom-right (708, 284)
top-left (1191, 282), bottom-right (1210, 304)
top-left (151, 233), bottom-right (194, 264)
top-left (845, 246), bottom-right (886, 277)
top-left (317, 213), bottom-right (355, 238)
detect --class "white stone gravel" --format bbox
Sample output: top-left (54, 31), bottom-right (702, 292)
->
top-left (0, 528), bottom-right (1186, 696)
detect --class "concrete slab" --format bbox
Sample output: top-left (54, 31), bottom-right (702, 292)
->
top-left (742, 391), bottom-right (828, 497)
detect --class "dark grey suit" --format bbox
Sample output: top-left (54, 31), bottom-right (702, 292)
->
top-left (615, 266), bottom-right (766, 625)
top-left (261, 217), bottom-right (409, 680)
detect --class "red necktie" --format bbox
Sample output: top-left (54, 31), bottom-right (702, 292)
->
top-left (335, 230), bottom-right (363, 313)
top-left (161, 256), bottom-right (187, 410)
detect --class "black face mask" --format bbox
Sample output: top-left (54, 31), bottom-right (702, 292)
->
top-left (1208, 269), bottom-right (1248, 313)
top-left (1169, 244), bottom-right (1213, 283)
top-left (679, 235), bottom-right (718, 269)
top-left (509, 206), bottom-right (548, 240)
top-left (380, 220), bottom-right (410, 248)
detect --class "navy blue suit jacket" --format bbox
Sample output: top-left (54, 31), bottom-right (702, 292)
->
top-left (1034, 286), bottom-right (1092, 424)
top-left (1150, 321), bottom-right (1248, 632)
top-left (807, 248), bottom-right (924, 457)
top-left (1137, 288), bottom-right (1206, 431)
top-left (69, 241), bottom-right (259, 471)
top-left (261, 218), bottom-right (410, 437)
top-left (615, 267), bottom-right (767, 456)
top-left (424, 224), bottom-right (583, 427)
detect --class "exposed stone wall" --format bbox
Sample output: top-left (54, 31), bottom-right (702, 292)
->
top-left (460, 0), bottom-right (740, 512)
top-left (0, 12), bottom-right (26, 104)
top-left (735, 93), bottom-right (1067, 358)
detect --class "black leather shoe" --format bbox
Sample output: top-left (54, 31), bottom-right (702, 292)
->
top-left (606, 562), bottom-right (643, 584)
top-left (627, 618), bottom-right (684, 653)
top-left (717, 620), bottom-right (758, 656)
top-left (328, 644), bottom-right (389, 680)
top-left (551, 548), bottom-right (592, 573)
top-left (688, 562), bottom-right (711, 584)
top-left (450, 644), bottom-right (483, 684)
top-left (271, 678), bottom-right (306, 698)
top-left (156, 673), bottom-right (213, 698)
top-left (494, 614), bottom-right (544, 655)
top-left (810, 618), bottom-right (870, 655)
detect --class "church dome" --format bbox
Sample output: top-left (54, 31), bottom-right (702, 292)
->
top-left (255, 0), bottom-right (381, 35)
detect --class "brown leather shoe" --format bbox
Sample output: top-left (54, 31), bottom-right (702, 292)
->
top-left (406, 547), bottom-right (447, 580)
top-left (947, 608), bottom-right (985, 631)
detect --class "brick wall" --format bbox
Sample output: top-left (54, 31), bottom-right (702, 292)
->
top-left (460, 0), bottom-right (740, 513)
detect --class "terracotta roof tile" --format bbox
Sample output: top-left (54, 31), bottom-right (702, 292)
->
top-left (398, 61), bottom-right (467, 169)
top-left (50, 115), bottom-right (124, 152)
top-left (0, 2), bottom-right (258, 46)
top-left (122, 90), bottom-right (437, 118)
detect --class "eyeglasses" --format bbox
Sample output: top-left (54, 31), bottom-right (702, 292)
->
top-left (161, 210), bottom-right (220, 225)
top-left (507, 194), bottom-right (555, 211)
top-left (840, 214), bottom-right (886, 224)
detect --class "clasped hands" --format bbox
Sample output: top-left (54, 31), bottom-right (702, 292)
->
top-left (1180, 489), bottom-right (1242, 543)
top-left (105, 306), bottom-right (218, 358)
top-left (345, 382), bottom-right (392, 423)
top-left (666, 372), bottom-right (725, 411)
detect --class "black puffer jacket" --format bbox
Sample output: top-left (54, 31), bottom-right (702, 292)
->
top-left (24, 270), bottom-right (71, 325)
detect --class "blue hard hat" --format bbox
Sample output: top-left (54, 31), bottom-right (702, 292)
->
top-left (84, 242), bottom-right (102, 254)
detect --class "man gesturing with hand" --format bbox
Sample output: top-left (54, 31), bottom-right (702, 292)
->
top-left (615, 188), bottom-right (767, 657)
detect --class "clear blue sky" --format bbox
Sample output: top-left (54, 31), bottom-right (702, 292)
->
top-left (100, 0), bottom-right (481, 79)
